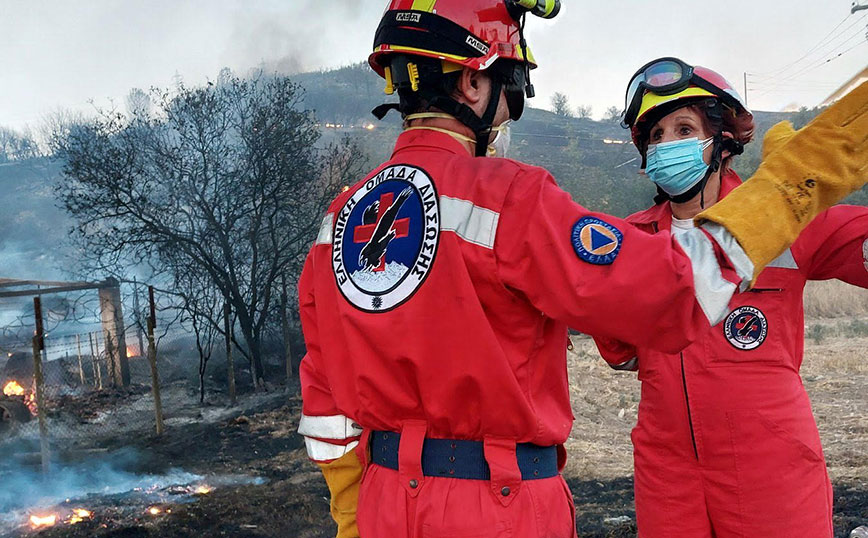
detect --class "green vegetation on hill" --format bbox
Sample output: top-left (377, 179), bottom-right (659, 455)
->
top-left (297, 63), bottom-right (867, 216)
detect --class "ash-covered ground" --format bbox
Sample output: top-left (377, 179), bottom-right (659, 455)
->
top-left (3, 331), bottom-right (867, 538)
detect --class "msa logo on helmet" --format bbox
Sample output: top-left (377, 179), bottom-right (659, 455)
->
top-left (724, 306), bottom-right (768, 350)
top-left (465, 35), bottom-right (490, 55)
top-left (395, 12), bottom-right (421, 23)
top-left (332, 165), bottom-right (439, 312)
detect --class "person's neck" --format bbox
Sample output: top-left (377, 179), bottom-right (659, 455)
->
top-left (406, 116), bottom-right (476, 155)
top-left (670, 173), bottom-right (722, 219)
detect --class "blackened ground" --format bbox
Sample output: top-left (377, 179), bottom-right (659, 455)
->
top-left (14, 331), bottom-right (868, 538)
top-left (16, 392), bottom-right (868, 538)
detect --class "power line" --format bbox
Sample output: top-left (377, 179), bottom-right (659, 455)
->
top-left (750, 12), bottom-right (853, 78)
top-left (749, 12), bottom-right (866, 82)
top-left (751, 18), bottom-right (868, 99)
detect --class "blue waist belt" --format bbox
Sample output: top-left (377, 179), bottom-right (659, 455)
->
top-left (370, 431), bottom-right (558, 480)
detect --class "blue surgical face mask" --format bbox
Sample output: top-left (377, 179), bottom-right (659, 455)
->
top-left (645, 137), bottom-right (714, 196)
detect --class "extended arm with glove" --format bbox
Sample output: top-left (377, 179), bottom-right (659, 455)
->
top-left (697, 81), bottom-right (868, 283)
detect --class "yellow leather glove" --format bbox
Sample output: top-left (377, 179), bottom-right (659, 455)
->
top-left (698, 81), bottom-right (868, 282)
top-left (318, 451), bottom-right (363, 538)
top-left (761, 120), bottom-right (797, 158)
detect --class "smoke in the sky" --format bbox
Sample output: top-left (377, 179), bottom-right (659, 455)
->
top-left (222, 0), bottom-right (372, 76)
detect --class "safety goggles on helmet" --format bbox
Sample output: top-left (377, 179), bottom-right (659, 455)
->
top-left (622, 57), bottom-right (748, 128)
top-left (489, 60), bottom-right (527, 121)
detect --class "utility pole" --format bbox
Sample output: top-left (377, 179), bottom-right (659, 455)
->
top-left (852, 1), bottom-right (868, 13)
top-left (743, 72), bottom-right (749, 107)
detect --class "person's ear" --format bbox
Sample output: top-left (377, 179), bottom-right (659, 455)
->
top-left (721, 131), bottom-right (735, 159)
top-left (454, 68), bottom-right (489, 112)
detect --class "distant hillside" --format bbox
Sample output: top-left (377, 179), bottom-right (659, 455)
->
top-left (0, 158), bottom-right (68, 281)
top-left (0, 65), bottom-right (863, 297)
top-left (296, 63), bottom-right (866, 216)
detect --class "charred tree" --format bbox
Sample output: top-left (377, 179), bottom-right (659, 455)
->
top-left (51, 71), bottom-right (365, 384)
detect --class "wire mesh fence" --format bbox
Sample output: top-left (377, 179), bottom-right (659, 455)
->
top-left (0, 328), bottom-right (168, 454)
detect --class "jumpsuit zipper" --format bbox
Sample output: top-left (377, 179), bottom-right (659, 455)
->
top-left (680, 353), bottom-right (699, 460)
top-left (749, 287), bottom-right (783, 293)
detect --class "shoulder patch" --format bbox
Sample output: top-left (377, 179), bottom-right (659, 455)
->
top-left (331, 164), bottom-right (440, 312)
top-left (571, 217), bottom-right (623, 265)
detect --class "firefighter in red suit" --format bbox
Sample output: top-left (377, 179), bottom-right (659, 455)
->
top-left (297, 4), bottom-right (868, 537)
top-left (594, 57), bottom-right (868, 537)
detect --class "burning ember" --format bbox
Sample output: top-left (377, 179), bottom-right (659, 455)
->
top-left (29, 514), bottom-right (57, 528)
top-left (3, 381), bottom-right (24, 397)
top-left (194, 486), bottom-right (212, 495)
top-left (148, 506), bottom-right (162, 516)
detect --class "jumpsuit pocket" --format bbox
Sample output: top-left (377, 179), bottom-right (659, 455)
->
top-left (705, 284), bottom-right (791, 367)
top-left (727, 410), bottom-right (832, 533)
top-left (421, 520), bottom-right (512, 538)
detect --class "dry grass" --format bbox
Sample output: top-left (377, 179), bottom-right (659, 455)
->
top-left (564, 331), bottom-right (868, 483)
top-left (801, 335), bottom-right (868, 481)
top-left (803, 280), bottom-right (868, 318)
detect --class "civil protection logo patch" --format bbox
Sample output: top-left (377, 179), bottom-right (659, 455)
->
top-left (571, 217), bottom-right (623, 265)
top-left (724, 306), bottom-right (768, 350)
top-left (332, 164), bottom-right (439, 312)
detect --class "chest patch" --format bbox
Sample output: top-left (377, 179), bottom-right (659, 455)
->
top-left (571, 217), bottom-right (623, 265)
top-left (332, 164), bottom-right (439, 312)
top-left (724, 306), bottom-right (768, 350)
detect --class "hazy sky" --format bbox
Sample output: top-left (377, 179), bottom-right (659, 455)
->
top-left (1, 0), bottom-right (866, 130)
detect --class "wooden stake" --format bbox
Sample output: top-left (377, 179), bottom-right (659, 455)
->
top-left (224, 301), bottom-right (237, 406)
top-left (104, 335), bottom-right (117, 387)
top-left (133, 277), bottom-right (145, 357)
top-left (32, 297), bottom-right (51, 475)
top-left (146, 286), bottom-right (164, 435)
top-left (76, 334), bottom-right (86, 385)
top-left (88, 332), bottom-right (103, 390)
top-left (280, 276), bottom-right (294, 391)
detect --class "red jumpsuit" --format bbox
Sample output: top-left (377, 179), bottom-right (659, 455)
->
top-left (298, 130), bottom-right (756, 538)
top-left (595, 170), bottom-right (868, 538)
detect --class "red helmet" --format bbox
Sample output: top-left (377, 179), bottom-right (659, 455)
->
top-left (368, 0), bottom-right (537, 79)
top-left (623, 58), bottom-right (755, 149)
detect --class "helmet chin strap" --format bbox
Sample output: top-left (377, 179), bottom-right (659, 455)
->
top-left (426, 77), bottom-right (503, 157)
top-left (371, 64), bottom-right (505, 158)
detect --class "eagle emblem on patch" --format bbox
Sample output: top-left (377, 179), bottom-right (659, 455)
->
top-left (331, 165), bottom-right (439, 312)
top-left (724, 306), bottom-right (768, 350)
top-left (571, 217), bottom-right (623, 265)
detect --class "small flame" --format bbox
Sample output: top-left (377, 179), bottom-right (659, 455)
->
top-left (148, 506), bottom-right (161, 516)
top-left (126, 346), bottom-right (137, 357)
top-left (68, 508), bottom-right (92, 525)
top-left (3, 380), bottom-right (24, 397)
top-left (195, 485), bottom-right (212, 495)
top-left (30, 514), bottom-right (57, 528)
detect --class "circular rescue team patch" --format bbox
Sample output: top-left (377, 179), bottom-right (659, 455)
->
top-left (571, 217), bottom-right (623, 265)
top-left (724, 306), bottom-right (768, 350)
top-left (332, 164), bottom-right (439, 312)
